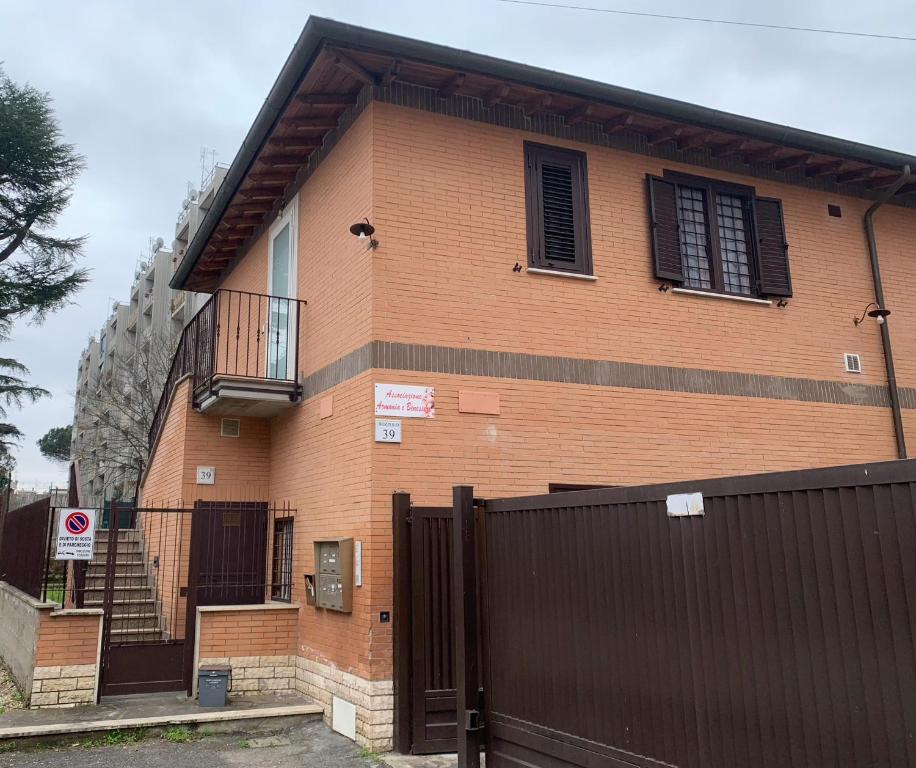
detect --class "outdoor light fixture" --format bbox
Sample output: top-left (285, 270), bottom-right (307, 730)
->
top-left (853, 302), bottom-right (891, 327)
top-left (349, 218), bottom-right (378, 249)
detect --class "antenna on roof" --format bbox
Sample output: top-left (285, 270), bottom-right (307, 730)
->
top-left (200, 146), bottom-right (218, 188)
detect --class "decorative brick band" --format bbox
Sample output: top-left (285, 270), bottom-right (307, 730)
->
top-left (302, 340), bottom-right (915, 410)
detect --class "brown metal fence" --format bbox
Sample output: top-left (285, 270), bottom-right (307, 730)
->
top-left (0, 496), bottom-right (53, 599)
top-left (453, 459), bottom-right (916, 768)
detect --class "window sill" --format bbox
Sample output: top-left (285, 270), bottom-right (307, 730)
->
top-left (671, 287), bottom-right (772, 306)
top-left (526, 267), bottom-right (598, 282)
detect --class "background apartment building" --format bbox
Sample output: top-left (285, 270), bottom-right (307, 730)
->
top-left (70, 164), bottom-right (229, 505)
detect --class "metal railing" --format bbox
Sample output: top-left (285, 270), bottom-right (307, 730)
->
top-left (148, 289), bottom-right (304, 450)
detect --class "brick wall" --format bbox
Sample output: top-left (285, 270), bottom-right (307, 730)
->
top-left (370, 101), bottom-right (915, 397)
top-left (142, 377), bottom-right (191, 503)
top-left (0, 583), bottom-right (101, 708)
top-left (197, 605), bottom-right (298, 697)
top-left (31, 609), bottom-right (102, 708)
top-left (198, 606), bottom-right (297, 657)
top-left (35, 610), bottom-right (102, 667)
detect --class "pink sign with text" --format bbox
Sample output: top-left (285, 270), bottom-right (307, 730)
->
top-left (374, 383), bottom-right (435, 418)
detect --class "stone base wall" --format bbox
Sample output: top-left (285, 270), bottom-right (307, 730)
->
top-left (199, 655), bottom-right (298, 696)
top-left (30, 664), bottom-right (96, 708)
top-left (294, 655), bottom-right (393, 750)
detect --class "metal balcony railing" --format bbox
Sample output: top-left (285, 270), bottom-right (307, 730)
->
top-left (148, 289), bottom-right (304, 450)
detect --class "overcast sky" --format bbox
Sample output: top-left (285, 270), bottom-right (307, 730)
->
top-left (1, 0), bottom-right (914, 487)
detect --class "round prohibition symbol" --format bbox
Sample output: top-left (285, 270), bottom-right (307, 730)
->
top-left (65, 511), bottom-right (91, 535)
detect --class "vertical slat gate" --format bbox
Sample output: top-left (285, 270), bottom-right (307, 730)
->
top-left (459, 459), bottom-right (916, 768)
top-left (393, 499), bottom-right (460, 755)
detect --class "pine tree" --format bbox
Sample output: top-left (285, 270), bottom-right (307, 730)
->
top-left (37, 424), bottom-right (72, 464)
top-left (0, 67), bottom-right (87, 467)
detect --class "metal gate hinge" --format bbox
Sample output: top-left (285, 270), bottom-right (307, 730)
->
top-left (464, 709), bottom-right (484, 732)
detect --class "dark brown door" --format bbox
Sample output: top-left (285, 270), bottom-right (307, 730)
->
top-left (409, 506), bottom-right (458, 754)
top-left (189, 501), bottom-right (269, 606)
top-left (183, 501), bottom-right (269, 693)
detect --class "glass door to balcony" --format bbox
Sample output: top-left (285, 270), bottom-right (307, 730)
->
top-left (267, 211), bottom-right (295, 381)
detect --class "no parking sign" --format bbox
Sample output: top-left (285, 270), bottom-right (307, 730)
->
top-left (55, 508), bottom-right (97, 560)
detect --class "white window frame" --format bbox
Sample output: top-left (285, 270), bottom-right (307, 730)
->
top-left (267, 195), bottom-right (298, 300)
top-left (265, 196), bottom-right (299, 381)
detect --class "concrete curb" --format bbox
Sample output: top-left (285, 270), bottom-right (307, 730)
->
top-left (0, 702), bottom-right (324, 741)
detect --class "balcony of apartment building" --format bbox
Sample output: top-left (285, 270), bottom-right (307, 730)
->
top-left (142, 288), bottom-right (155, 316)
top-left (170, 291), bottom-right (186, 321)
top-left (127, 303), bottom-right (139, 332)
top-left (149, 289), bottom-right (304, 448)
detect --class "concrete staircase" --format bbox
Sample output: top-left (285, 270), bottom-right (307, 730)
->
top-left (83, 529), bottom-right (164, 642)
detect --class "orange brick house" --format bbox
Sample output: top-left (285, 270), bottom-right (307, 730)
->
top-left (139, 17), bottom-right (916, 750)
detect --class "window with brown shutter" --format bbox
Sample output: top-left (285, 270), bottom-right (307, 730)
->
top-left (647, 170), bottom-right (791, 298)
top-left (524, 142), bottom-right (592, 275)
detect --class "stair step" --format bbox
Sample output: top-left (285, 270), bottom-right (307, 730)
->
top-left (84, 602), bottom-right (159, 618)
top-left (86, 567), bottom-right (148, 578)
top-left (95, 531), bottom-right (141, 543)
top-left (109, 615), bottom-right (161, 631)
top-left (87, 559), bottom-right (144, 569)
top-left (84, 579), bottom-right (153, 591)
top-left (84, 598), bottom-right (155, 606)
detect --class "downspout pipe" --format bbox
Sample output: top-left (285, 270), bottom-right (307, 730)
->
top-left (864, 164), bottom-right (911, 459)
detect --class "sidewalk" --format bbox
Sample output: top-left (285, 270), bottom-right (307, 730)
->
top-left (0, 692), bottom-right (322, 741)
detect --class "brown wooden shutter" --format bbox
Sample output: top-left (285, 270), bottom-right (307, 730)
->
top-left (754, 196), bottom-right (792, 297)
top-left (524, 143), bottom-right (592, 275)
top-left (646, 175), bottom-right (683, 282)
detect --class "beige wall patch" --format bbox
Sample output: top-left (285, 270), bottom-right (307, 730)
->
top-left (458, 390), bottom-right (500, 415)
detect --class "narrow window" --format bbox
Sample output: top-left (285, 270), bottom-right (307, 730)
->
top-left (524, 142), bottom-right (592, 275)
top-left (271, 517), bottom-right (294, 602)
top-left (715, 192), bottom-right (754, 296)
top-left (675, 185), bottom-right (713, 290)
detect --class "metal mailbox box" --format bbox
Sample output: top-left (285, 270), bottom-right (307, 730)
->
top-left (314, 538), bottom-right (353, 612)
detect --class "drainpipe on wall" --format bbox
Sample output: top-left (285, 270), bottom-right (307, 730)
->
top-left (864, 164), bottom-right (911, 459)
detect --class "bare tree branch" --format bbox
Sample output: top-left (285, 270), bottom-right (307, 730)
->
top-left (73, 330), bottom-right (177, 501)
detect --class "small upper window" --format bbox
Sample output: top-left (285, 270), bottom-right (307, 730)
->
top-left (647, 171), bottom-right (792, 299)
top-left (524, 142), bottom-right (592, 276)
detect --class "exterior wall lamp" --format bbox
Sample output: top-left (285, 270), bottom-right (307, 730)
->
top-left (853, 301), bottom-right (891, 327)
top-left (349, 218), bottom-right (379, 250)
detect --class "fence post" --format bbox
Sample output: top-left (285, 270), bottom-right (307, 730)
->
top-left (452, 485), bottom-right (481, 768)
top-left (392, 492), bottom-right (412, 754)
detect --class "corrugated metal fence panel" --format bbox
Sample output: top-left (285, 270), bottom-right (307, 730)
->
top-left (479, 461), bottom-right (916, 768)
top-left (0, 496), bottom-right (51, 599)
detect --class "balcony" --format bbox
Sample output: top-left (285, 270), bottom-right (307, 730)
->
top-left (149, 289), bottom-right (304, 448)
top-left (170, 292), bottom-right (186, 319)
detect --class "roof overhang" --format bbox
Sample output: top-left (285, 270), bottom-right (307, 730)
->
top-left (172, 16), bottom-right (916, 292)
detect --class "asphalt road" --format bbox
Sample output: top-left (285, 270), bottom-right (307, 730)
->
top-left (0, 720), bottom-right (381, 768)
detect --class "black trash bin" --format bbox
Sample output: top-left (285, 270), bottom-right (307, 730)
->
top-left (198, 664), bottom-right (232, 707)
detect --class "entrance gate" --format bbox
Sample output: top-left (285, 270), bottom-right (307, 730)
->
top-left (97, 502), bottom-right (193, 696)
top-left (394, 495), bottom-right (481, 755)
top-left (59, 501), bottom-right (286, 698)
top-left (452, 460), bottom-right (916, 768)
